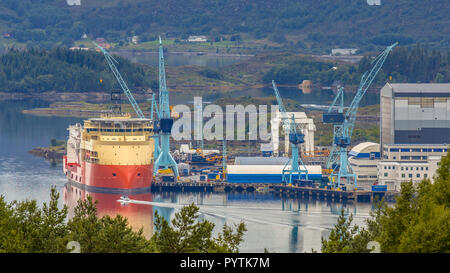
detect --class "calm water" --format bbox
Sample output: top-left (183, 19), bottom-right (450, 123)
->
top-left (0, 100), bottom-right (374, 252)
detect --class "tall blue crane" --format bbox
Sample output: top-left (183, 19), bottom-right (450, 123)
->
top-left (272, 80), bottom-right (308, 185)
top-left (153, 37), bottom-right (179, 178)
top-left (93, 42), bottom-right (145, 119)
top-left (323, 43), bottom-right (398, 189)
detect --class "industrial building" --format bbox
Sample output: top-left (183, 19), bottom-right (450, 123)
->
top-left (271, 109), bottom-right (316, 156)
top-left (348, 142), bottom-right (381, 190)
top-left (380, 83), bottom-right (450, 148)
top-left (227, 165), bottom-right (322, 183)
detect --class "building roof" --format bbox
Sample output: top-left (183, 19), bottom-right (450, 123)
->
top-left (227, 164), bottom-right (322, 175)
top-left (388, 83), bottom-right (450, 94)
top-left (234, 157), bottom-right (290, 165)
top-left (350, 142), bottom-right (379, 154)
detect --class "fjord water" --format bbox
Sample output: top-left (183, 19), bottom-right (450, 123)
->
top-left (0, 99), bottom-right (373, 252)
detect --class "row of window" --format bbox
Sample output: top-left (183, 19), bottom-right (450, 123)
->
top-left (389, 148), bottom-right (447, 153)
top-left (383, 165), bottom-right (429, 171)
top-left (86, 128), bottom-right (152, 133)
top-left (383, 173), bottom-right (428, 179)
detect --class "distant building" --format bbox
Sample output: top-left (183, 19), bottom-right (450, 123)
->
top-left (69, 47), bottom-right (89, 51)
top-left (131, 36), bottom-right (139, 44)
top-left (2, 33), bottom-right (11, 38)
top-left (348, 142), bottom-right (381, 190)
top-left (95, 37), bottom-right (106, 43)
top-left (331, 48), bottom-right (358, 56)
top-left (367, 0), bottom-right (381, 6)
top-left (380, 83), bottom-right (450, 148)
top-left (66, 0), bottom-right (81, 6)
top-left (81, 33), bottom-right (88, 39)
top-left (188, 35), bottom-right (207, 42)
top-left (299, 80), bottom-right (313, 94)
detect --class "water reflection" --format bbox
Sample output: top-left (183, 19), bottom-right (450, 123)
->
top-left (63, 183), bottom-right (154, 239)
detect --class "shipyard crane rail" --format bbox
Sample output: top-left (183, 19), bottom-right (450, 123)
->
top-left (93, 42), bottom-right (145, 119)
top-left (323, 43), bottom-right (398, 189)
top-left (272, 80), bottom-right (308, 185)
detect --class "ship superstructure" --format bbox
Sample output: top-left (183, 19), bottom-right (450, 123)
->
top-left (64, 112), bottom-right (155, 193)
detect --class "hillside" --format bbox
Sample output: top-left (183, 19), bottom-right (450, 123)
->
top-left (0, 0), bottom-right (448, 53)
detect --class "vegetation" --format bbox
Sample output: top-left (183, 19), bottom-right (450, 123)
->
top-left (0, 1), bottom-right (448, 52)
top-left (0, 188), bottom-right (246, 253)
top-left (320, 152), bottom-right (450, 253)
top-left (0, 47), bottom-right (156, 93)
top-left (264, 45), bottom-right (450, 86)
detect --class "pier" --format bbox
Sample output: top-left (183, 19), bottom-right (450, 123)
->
top-left (151, 181), bottom-right (397, 203)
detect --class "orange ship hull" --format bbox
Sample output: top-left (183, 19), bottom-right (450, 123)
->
top-left (64, 156), bottom-right (153, 194)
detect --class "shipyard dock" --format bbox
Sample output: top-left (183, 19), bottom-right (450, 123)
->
top-left (150, 181), bottom-right (397, 203)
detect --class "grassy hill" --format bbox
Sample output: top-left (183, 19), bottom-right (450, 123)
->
top-left (0, 0), bottom-right (448, 53)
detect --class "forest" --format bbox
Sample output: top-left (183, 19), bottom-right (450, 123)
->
top-left (0, 45), bottom-right (448, 94)
top-left (0, 0), bottom-right (448, 52)
top-left (0, 47), bottom-right (156, 93)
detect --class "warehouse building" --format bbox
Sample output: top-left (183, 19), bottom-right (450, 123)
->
top-left (380, 83), bottom-right (450, 148)
top-left (227, 165), bottom-right (322, 183)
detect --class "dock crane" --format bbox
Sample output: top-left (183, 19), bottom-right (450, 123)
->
top-left (93, 42), bottom-right (145, 119)
top-left (272, 80), bottom-right (308, 185)
top-left (323, 43), bottom-right (398, 189)
top-left (153, 37), bottom-right (179, 179)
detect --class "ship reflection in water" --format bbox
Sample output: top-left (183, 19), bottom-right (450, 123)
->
top-left (63, 183), bottom-right (154, 239)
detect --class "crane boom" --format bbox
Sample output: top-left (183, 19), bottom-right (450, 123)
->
top-left (94, 42), bottom-right (145, 119)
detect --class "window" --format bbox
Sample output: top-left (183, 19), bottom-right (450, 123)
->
top-left (390, 148), bottom-right (399, 152)
top-left (422, 148), bottom-right (432, 152)
top-left (416, 167), bottom-right (419, 170)
top-left (384, 173), bottom-right (388, 177)
top-left (401, 148), bottom-right (410, 152)
top-left (417, 174), bottom-right (420, 178)
top-left (384, 166), bottom-right (387, 169)
top-left (433, 149), bottom-right (443, 152)
top-left (409, 174), bottom-right (413, 178)
top-left (401, 167), bottom-right (404, 170)
top-left (426, 167), bottom-right (429, 170)
top-left (411, 156), bottom-right (421, 160)
top-left (422, 156), bottom-right (428, 160)
top-left (402, 174), bottom-right (405, 178)
top-left (406, 167), bottom-right (409, 170)
top-left (421, 167), bottom-right (424, 171)
top-left (424, 174), bottom-right (428, 178)
top-left (401, 156), bottom-right (410, 160)
top-left (112, 173), bottom-right (117, 177)
top-left (393, 166), bottom-right (395, 170)
top-left (412, 149), bottom-right (421, 152)
top-left (393, 156), bottom-right (396, 160)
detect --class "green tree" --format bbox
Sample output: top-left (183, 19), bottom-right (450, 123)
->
top-left (152, 203), bottom-right (246, 253)
top-left (320, 152), bottom-right (450, 253)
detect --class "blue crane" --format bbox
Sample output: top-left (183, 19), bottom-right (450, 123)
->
top-left (323, 43), bottom-right (398, 189)
top-left (153, 37), bottom-right (179, 179)
top-left (272, 80), bottom-right (308, 185)
top-left (93, 42), bottom-right (145, 119)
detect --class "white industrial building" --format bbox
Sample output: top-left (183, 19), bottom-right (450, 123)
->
top-left (377, 144), bottom-right (448, 191)
top-left (348, 142), bottom-right (381, 190)
top-left (271, 109), bottom-right (316, 156)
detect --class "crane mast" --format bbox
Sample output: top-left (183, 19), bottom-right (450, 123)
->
top-left (153, 37), bottom-right (179, 179)
top-left (93, 42), bottom-right (145, 119)
top-left (272, 80), bottom-right (308, 185)
top-left (323, 43), bottom-right (398, 189)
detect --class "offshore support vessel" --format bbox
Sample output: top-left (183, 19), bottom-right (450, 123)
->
top-left (63, 112), bottom-right (155, 193)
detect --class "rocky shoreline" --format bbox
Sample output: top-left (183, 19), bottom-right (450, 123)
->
top-left (29, 147), bottom-right (65, 162)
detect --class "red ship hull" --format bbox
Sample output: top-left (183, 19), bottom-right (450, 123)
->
top-left (64, 156), bottom-right (153, 193)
